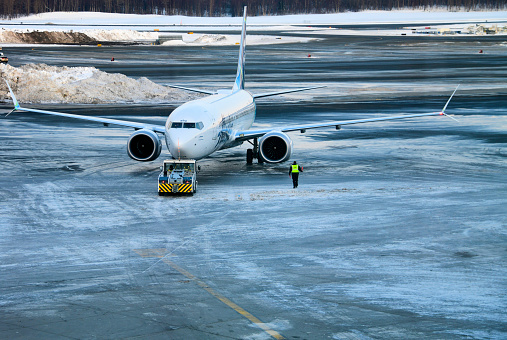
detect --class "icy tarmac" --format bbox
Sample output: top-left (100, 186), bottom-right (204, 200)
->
top-left (1, 34), bottom-right (506, 339)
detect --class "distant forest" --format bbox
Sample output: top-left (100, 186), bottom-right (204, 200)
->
top-left (1, 0), bottom-right (505, 18)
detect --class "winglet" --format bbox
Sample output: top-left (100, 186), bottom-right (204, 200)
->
top-left (4, 79), bottom-right (20, 117)
top-left (4, 79), bottom-right (20, 109)
top-left (232, 6), bottom-right (247, 93)
top-left (440, 85), bottom-right (460, 122)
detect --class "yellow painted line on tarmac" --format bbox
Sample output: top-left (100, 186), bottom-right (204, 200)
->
top-left (133, 248), bottom-right (285, 340)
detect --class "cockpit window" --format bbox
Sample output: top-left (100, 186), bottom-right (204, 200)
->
top-left (170, 121), bottom-right (204, 130)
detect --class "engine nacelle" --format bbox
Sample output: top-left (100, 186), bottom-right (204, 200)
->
top-left (258, 131), bottom-right (293, 163)
top-left (127, 129), bottom-right (162, 162)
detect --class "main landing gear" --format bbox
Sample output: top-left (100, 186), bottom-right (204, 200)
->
top-left (246, 138), bottom-right (263, 164)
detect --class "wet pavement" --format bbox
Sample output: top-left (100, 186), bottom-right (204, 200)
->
top-left (1, 33), bottom-right (506, 339)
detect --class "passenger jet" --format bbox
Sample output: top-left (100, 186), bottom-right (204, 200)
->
top-left (4, 7), bottom-right (459, 165)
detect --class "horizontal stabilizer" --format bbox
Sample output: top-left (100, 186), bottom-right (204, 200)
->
top-left (167, 85), bottom-right (216, 95)
top-left (253, 85), bottom-right (326, 99)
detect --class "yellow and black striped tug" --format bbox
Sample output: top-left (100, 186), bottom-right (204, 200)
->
top-left (158, 183), bottom-right (193, 194)
top-left (158, 159), bottom-right (198, 196)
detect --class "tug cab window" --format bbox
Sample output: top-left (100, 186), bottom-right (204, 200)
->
top-left (165, 163), bottom-right (195, 172)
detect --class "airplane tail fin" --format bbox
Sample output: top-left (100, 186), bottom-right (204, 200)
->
top-left (232, 6), bottom-right (247, 93)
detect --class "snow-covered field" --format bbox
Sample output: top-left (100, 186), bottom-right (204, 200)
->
top-left (0, 9), bottom-right (506, 45)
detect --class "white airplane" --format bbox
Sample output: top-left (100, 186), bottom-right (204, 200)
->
top-left (4, 7), bottom-right (459, 165)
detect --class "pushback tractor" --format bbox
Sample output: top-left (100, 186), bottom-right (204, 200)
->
top-left (158, 159), bottom-right (198, 196)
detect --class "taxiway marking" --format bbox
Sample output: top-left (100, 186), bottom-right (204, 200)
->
top-left (134, 248), bottom-right (285, 340)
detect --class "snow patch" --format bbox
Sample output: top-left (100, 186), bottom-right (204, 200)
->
top-left (83, 29), bottom-right (158, 42)
top-left (166, 33), bottom-right (313, 46)
top-left (187, 34), bottom-right (227, 44)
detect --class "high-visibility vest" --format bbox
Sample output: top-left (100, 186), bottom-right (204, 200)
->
top-left (291, 164), bottom-right (299, 173)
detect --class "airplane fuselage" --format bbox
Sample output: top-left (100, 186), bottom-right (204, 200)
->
top-left (165, 89), bottom-right (255, 159)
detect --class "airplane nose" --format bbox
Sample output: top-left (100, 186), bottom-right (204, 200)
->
top-left (167, 131), bottom-right (198, 159)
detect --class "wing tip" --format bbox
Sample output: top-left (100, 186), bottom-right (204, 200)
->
top-left (4, 79), bottom-right (20, 109)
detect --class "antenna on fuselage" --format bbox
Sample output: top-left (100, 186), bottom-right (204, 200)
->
top-left (177, 138), bottom-right (181, 160)
top-left (232, 6), bottom-right (247, 93)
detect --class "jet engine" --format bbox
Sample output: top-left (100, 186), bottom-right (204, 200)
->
top-left (258, 131), bottom-right (292, 163)
top-left (127, 129), bottom-right (162, 162)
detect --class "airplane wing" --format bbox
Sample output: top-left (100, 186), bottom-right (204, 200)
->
top-left (3, 80), bottom-right (166, 134)
top-left (235, 85), bottom-right (460, 142)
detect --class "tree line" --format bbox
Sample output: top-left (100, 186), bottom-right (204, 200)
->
top-left (1, 0), bottom-right (505, 18)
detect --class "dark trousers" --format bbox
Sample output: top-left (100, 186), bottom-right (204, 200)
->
top-left (291, 173), bottom-right (299, 188)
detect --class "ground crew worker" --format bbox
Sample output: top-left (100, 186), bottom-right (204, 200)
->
top-left (289, 161), bottom-right (303, 188)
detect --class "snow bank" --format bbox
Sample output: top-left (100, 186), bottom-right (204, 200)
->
top-left (0, 30), bottom-right (96, 44)
top-left (171, 33), bottom-right (314, 46)
top-left (83, 29), bottom-right (158, 42)
top-left (188, 34), bottom-right (227, 44)
top-left (0, 28), bottom-right (159, 44)
top-left (0, 63), bottom-right (194, 104)
top-left (0, 28), bottom-right (313, 45)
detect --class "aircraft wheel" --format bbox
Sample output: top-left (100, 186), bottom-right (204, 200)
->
top-left (246, 149), bottom-right (253, 164)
